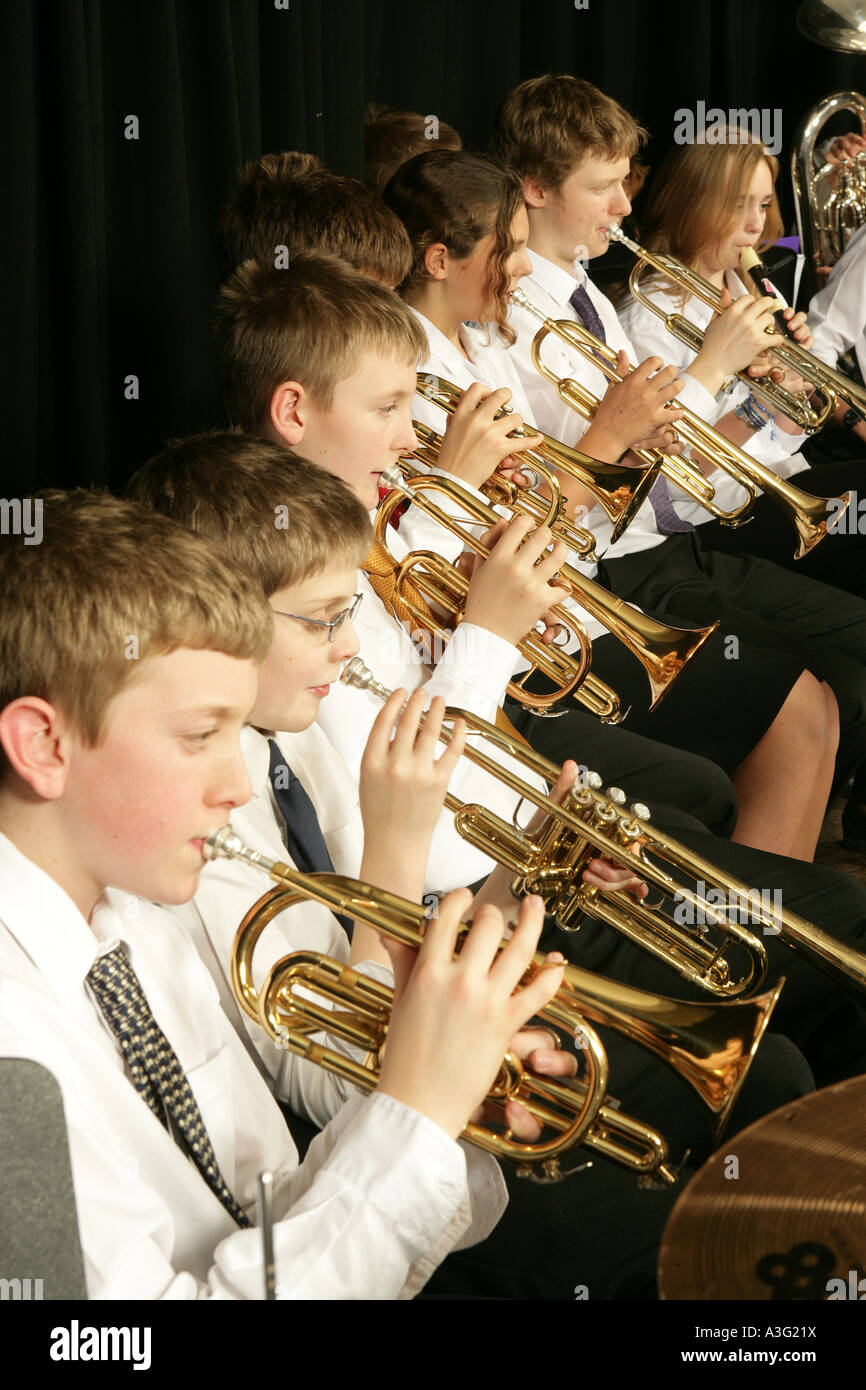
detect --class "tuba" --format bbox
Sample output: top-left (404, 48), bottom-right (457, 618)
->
top-left (791, 89), bottom-right (866, 289)
top-left (510, 283), bottom-right (851, 559)
top-left (206, 826), bottom-right (784, 1185)
top-left (341, 657), bottom-right (866, 1004)
top-left (377, 457), bottom-right (717, 719)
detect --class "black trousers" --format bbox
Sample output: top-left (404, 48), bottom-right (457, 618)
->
top-left (503, 696), bottom-right (739, 838)
top-left (598, 532), bottom-right (866, 787)
top-left (695, 458), bottom-right (866, 599)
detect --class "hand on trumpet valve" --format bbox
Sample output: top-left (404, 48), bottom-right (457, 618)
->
top-left (702, 286), bottom-right (781, 381)
top-left (552, 762), bottom-right (650, 900)
top-left (591, 351), bottom-right (686, 461)
top-left (377, 888), bottom-right (566, 1141)
top-left (461, 515), bottom-right (570, 648)
top-left (435, 380), bottom-right (543, 492)
top-left (476, 1024), bottom-right (579, 1142)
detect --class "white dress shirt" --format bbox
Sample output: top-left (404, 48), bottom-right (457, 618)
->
top-left (405, 306), bottom-right (607, 644)
top-left (507, 250), bottom-right (724, 564)
top-left (619, 268), bottom-right (810, 527)
top-left (173, 723), bottom-right (374, 1127)
top-left (809, 222), bottom-right (866, 381)
top-left (0, 831), bottom-right (505, 1299)
top-left (317, 531), bottom-right (549, 891)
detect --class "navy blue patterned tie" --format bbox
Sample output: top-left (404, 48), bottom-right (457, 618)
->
top-left (267, 739), bottom-right (354, 941)
top-left (86, 943), bottom-right (252, 1227)
top-left (568, 282), bottom-right (607, 345)
top-left (569, 283), bottom-right (692, 535)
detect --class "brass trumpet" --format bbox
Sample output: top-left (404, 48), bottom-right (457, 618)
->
top-left (378, 459), bottom-right (718, 718)
top-left (606, 224), bottom-right (839, 433)
top-left (411, 417), bottom-right (598, 561)
top-left (415, 371), bottom-right (664, 547)
top-left (205, 826), bottom-right (783, 1184)
top-left (341, 656), bottom-right (866, 1003)
top-left (510, 283), bottom-right (851, 558)
top-left (506, 288), bottom-right (738, 526)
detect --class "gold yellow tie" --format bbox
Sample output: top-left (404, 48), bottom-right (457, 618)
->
top-left (362, 539), bottom-right (440, 652)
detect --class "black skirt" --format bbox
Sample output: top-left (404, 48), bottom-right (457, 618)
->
top-left (517, 621), bottom-right (802, 775)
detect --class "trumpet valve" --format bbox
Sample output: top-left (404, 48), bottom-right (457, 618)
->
top-left (617, 817), bottom-right (644, 842)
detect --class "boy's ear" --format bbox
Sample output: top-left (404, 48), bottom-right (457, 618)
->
top-left (522, 175), bottom-right (548, 210)
top-left (0, 698), bottom-right (70, 800)
top-left (270, 380), bottom-right (307, 447)
top-left (422, 241), bottom-right (450, 281)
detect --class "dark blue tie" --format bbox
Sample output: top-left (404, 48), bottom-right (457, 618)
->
top-left (569, 282), bottom-right (692, 535)
top-left (267, 739), bottom-right (354, 941)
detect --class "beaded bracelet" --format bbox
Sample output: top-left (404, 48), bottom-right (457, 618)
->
top-left (735, 393), bottom-right (775, 440)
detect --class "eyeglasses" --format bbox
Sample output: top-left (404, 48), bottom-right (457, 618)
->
top-left (272, 593), bottom-right (363, 643)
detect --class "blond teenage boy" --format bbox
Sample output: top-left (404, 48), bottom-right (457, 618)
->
top-left (128, 434), bottom-right (578, 1135)
top-left (0, 489), bottom-right (565, 1298)
top-left (214, 251), bottom-right (576, 893)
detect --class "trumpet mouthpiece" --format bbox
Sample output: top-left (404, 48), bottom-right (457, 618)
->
top-left (605, 224), bottom-right (636, 251)
top-left (379, 463), bottom-right (408, 493)
top-left (204, 825), bottom-right (243, 860)
top-left (340, 656), bottom-right (374, 690)
top-left (340, 657), bottom-right (392, 704)
top-left (509, 287), bottom-right (545, 323)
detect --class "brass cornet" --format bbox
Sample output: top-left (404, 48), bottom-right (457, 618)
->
top-left (205, 826), bottom-right (783, 1185)
top-left (510, 283), bottom-right (851, 558)
top-left (411, 417), bottom-right (599, 562)
top-left (341, 656), bottom-right (866, 1004)
top-left (378, 458), bottom-right (718, 718)
top-left (415, 371), bottom-right (664, 547)
top-left (606, 224), bottom-right (839, 434)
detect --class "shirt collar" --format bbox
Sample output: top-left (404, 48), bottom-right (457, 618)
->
top-left (240, 723), bottom-right (272, 799)
top-left (409, 304), bottom-right (492, 381)
top-left (527, 247), bottom-right (585, 306)
top-left (0, 830), bottom-right (134, 997)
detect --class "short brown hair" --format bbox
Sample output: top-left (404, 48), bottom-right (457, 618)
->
top-left (382, 149), bottom-right (523, 343)
top-left (218, 150), bottom-right (413, 287)
top-left (0, 490), bottom-right (272, 780)
top-left (365, 103), bottom-right (462, 193)
top-left (127, 430), bottom-right (373, 596)
top-left (490, 75), bottom-right (646, 189)
top-left (214, 250), bottom-right (427, 431)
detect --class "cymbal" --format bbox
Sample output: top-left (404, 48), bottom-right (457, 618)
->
top-left (659, 1077), bottom-right (866, 1299)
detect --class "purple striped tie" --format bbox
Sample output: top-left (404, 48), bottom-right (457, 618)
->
top-left (569, 284), bottom-right (692, 535)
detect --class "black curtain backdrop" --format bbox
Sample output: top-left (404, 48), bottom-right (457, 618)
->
top-left (5, 0), bottom-right (866, 493)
